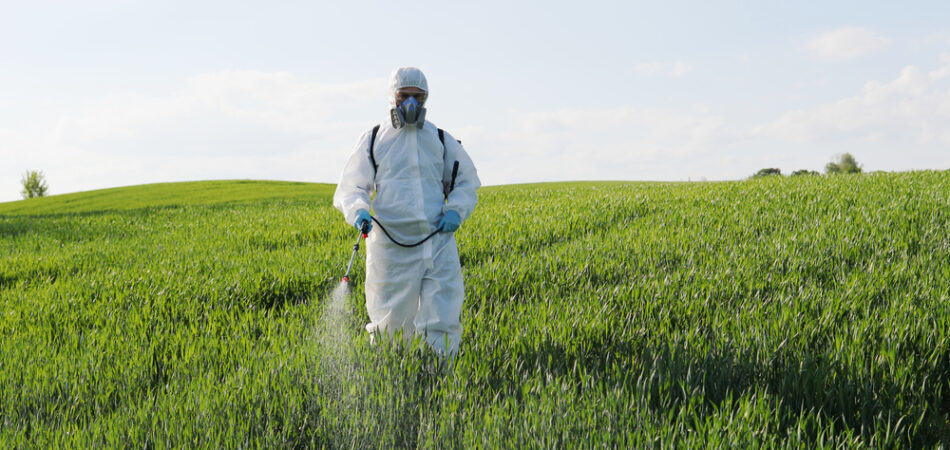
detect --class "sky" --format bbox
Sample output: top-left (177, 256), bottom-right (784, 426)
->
top-left (2, 0), bottom-right (949, 202)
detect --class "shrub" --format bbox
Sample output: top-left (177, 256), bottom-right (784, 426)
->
top-left (752, 168), bottom-right (782, 178)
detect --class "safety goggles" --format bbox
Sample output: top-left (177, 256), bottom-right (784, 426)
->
top-left (395, 91), bottom-right (427, 104)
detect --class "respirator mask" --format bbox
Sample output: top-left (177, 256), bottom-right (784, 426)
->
top-left (391, 93), bottom-right (427, 129)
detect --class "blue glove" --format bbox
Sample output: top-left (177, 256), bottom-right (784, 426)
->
top-left (438, 210), bottom-right (461, 232)
top-left (354, 209), bottom-right (373, 233)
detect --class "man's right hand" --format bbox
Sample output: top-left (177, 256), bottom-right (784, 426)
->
top-left (354, 209), bottom-right (373, 233)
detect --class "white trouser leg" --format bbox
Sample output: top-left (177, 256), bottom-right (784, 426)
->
top-left (364, 234), bottom-right (424, 342)
top-left (415, 233), bottom-right (464, 357)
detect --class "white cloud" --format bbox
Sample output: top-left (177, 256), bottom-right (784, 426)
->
top-left (465, 106), bottom-right (733, 185)
top-left (755, 57), bottom-right (950, 146)
top-left (0, 71), bottom-right (388, 202)
top-left (629, 62), bottom-right (665, 76)
top-left (914, 31), bottom-right (950, 49)
top-left (184, 71), bottom-right (381, 134)
top-left (627, 61), bottom-right (694, 77)
top-left (52, 71), bottom-right (384, 145)
top-left (670, 61), bottom-right (695, 77)
top-left (806, 27), bottom-right (892, 61)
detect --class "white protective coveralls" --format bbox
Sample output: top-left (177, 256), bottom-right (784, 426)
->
top-left (333, 67), bottom-right (480, 356)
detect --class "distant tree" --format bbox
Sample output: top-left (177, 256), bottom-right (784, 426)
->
top-left (20, 170), bottom-right (49, 199)
top-left (825, 153), bottom-right (862, 175)
top-left (753, 168), bottom-right (782, 178)
top-left (791, 169), bottom-right (819, 176)
top-left (838, 153), bottom-right (862, 173)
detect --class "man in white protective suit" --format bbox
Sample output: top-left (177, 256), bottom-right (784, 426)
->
top-left (333, 67), bottom-right (480, 358)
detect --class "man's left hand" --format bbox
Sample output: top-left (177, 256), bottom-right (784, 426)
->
top-left (439, 210), bottom-right (461, 232)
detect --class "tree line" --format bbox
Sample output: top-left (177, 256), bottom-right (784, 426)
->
top-left (753, 153), bottom-right (862, 179)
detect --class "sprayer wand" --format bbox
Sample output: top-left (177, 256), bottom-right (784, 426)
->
top-left (341, 221), bottom-right (370, 284)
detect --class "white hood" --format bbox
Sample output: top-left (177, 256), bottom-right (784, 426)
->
top-left (388, 67), bottom-right (428, 106)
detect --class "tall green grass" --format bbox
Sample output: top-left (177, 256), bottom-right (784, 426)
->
top-left (1, 173), bottom-right (948, 447)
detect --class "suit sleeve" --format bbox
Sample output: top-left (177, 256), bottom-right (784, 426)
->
top-left (333, 129), bottom-right (376, 226)
top-left (442, 132), bottom-right (481, 223)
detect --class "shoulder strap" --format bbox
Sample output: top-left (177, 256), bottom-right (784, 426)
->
top-left (438, 128), bottom-right (462, 145)
top-left (438, 128), bottom-right (448, 160)
top-left (369, 124), bottom-right (380, 173)
top-left (437, 127), bottom-right (461, 157)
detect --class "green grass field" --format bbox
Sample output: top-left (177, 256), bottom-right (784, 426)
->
top-left (1, 174), bottom-right (948, 447)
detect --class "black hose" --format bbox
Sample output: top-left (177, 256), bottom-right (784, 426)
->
top-left (371, 216), bottom-right (442, 248)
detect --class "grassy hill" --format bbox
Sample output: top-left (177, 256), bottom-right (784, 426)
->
top-left (0, 180), bottom-right (333, 215)
top-left (1, 173), bottom-right (948, 447)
